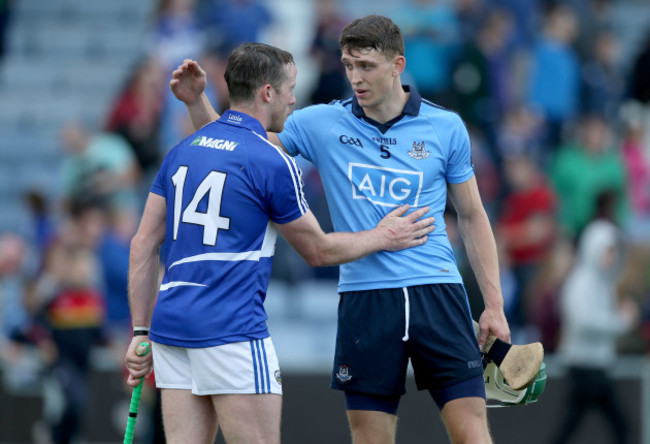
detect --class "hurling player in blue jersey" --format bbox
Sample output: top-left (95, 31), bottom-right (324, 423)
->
top-left (124, 42), bottom-right (434, 444)
top-left (172, 15), bottom-right (510, 444)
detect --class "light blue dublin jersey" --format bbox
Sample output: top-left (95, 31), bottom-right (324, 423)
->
top-left (278, 87), bottom-right (473, 292)
top-left (150, 110), bottom-right (308, 347)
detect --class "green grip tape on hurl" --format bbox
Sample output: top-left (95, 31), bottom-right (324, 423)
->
top-left (124, 342), bottom-right (150, 444)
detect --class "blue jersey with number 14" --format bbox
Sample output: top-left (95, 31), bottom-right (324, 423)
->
top-left (149, 110), bottom-right (308, 347)
top-left (278, 88), bottom-right (473, 292)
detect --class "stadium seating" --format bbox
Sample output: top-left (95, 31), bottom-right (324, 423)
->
top-left (0, 0), bottom-right (155, 236)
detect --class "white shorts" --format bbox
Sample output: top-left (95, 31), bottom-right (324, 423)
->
top-left (152, 338), bottom-right (282, 396)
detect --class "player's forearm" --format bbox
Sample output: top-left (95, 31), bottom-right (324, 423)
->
top-left (188, 92), bottom-right (220, 131)
top-left (307, 228), bottom-right (387, 267)
top-left (127, 241), bottom-right (161, 328)
top-left (458, 209), bottom-right (503, 310)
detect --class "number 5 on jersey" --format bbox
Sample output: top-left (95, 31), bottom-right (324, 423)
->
top-left (171, 166), bottom-right (231, 246)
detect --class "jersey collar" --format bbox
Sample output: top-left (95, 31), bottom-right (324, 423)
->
top-left (219, 109), bottom-right (267, 137)
top-left (351, 85), bottom-right (421, 133)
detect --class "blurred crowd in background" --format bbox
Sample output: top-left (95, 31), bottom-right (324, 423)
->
top-left (1, 0), bottom-right (650, 442)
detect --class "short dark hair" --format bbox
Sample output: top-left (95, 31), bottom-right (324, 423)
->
top-left (339, 15), bottom-right (405, 60)
top-left (225, 42), bottom-right (295, 104)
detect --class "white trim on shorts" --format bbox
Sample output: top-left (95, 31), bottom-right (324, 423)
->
top-left (152, 337), bottom-right (282, 396)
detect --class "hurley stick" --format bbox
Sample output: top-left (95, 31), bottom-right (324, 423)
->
top-left (124, 342), bottom-right (150, 444)
top-left (473, 320), bottom-right (543, 390)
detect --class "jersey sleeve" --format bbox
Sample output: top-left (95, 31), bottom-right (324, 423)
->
top-left (260, 146), bottom-right (309, 224)
top-left (150, 150), bottom-right (171, 197)
top-left (277, 106), bottom-right (323, 163)
top-left (445, 115), bottom-right (475, 184)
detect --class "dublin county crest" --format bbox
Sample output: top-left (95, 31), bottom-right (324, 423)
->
top-left (336, 364), bottom-right (352, 383)
top-left (408, 141), bottom-right (430, 160)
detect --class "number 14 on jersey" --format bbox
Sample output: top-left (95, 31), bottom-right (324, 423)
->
top-left (171, 166), bottom-right (231, 246)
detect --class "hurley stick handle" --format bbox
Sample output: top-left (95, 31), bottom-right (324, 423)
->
top-left (472, 320), bottom-right (544, 390)
top-left (124, 342), bottom-right (150, 444)
top-left (472, 320), bottom-right (512, 366)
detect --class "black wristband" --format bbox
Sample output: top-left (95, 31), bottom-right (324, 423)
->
top-left (133, 329), bottom-right (149, 337)
top-left (485, 338), bottom-right (511, 367)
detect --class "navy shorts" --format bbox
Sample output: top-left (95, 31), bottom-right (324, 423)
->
top-left (330, 283), bottom-right (484, 400)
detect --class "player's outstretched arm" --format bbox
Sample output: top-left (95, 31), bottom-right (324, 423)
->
top-left (276, 205), bottom-right (434, 267)
top-left (170, 59), bottom-right (219, 130)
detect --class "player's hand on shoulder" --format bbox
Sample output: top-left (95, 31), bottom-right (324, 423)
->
top-left (378, 205), bottom-right (434, 251)
top-left (170, 59), bottom-right (207, 104)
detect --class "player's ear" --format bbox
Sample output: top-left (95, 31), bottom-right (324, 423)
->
top-left (260, 84), bottom-right (273, 104)
top-left (393, 55), bottom-right (406, 77)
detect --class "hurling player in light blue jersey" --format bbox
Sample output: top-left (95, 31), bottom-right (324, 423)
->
top-left (172, 15), bottom-right (510, 444)
top-left (124, 42), bottom-right (434, 444)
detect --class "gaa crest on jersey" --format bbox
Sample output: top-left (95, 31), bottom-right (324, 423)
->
top-left (339, 134), bottom-right (364, 147)
top-left (408, 141), bottom-right (430, 160)
top-left (275, 370), bottom-right (282, 386)
top-left (336, 364), bottom-right (352, 383)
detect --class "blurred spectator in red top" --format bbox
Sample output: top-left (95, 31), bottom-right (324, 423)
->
top-left (497, 150), bottom-right (556, 339)
top-left (106, 57), bottom-right (165, 186)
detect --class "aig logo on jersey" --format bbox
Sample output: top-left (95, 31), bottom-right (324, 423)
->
top-left (349, 162), bottom-right (423, 207)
